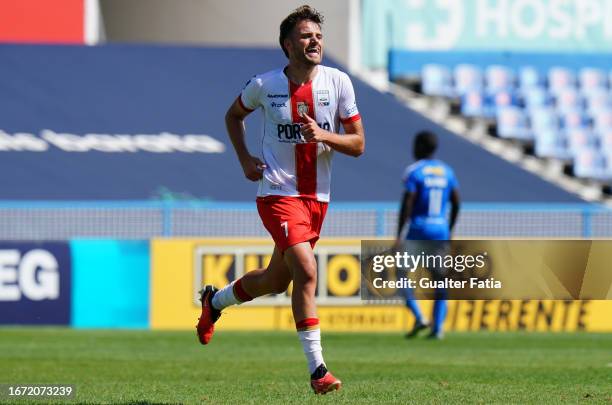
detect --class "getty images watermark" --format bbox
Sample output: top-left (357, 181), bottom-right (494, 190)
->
top-left (369, 248), bottom-right (498, 290)
top-left (360, 240), bottom-right (612, 301)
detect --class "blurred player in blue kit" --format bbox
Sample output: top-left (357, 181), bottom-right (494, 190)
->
top-left (396, 130), bottom-right (460, 339)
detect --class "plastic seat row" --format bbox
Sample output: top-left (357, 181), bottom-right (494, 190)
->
top-left (572, 148), bottom-right (612, 180)
top-left (419, 63), bottom-right (612, 181)
top-left (422, 64), bottom-right (611, 98)
top-left (497, 105), bottom-right (612, 139)
top-left (523, 129), bottom-right (612, 180)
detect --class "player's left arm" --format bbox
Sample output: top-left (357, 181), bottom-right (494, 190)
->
top-left (449, 188), bottom-right (461, 232)
top-left (301, 114), bottom-right (364, 157)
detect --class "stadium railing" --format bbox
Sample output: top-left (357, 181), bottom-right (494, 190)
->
top-left (0, 201), bottom-right (608, 240)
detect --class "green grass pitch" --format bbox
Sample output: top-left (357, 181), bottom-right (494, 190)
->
top-left (0, 328), bottom-right (610, 404)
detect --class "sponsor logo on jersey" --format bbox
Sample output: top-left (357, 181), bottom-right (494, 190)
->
top-left (424, 176), bottom-right (448, 188)
top-left (242, 77), bottom-right (254, 90)
top-left (277, 122), bottom-right (331, 143)
top-left (267, 94), bottom-right (289, 98)
top-left (344, 104), bottom-right (358, 116)
top-left (316, 90), bottom-right (330, 106)
top-left (424, 166), bottom-right (446, 176)
top-left (270, 102), bottom-right (287, 108)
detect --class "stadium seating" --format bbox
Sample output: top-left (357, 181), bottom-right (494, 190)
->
top-left (454, 64), bottom-right (484, 95)
top-left (533, 128), bottom-right (568, 160)
top-left (523, 86), bottom-right (552, 109)
top-left (419, 62), bottom-right (612, 181)
top-left (518, 66), bottom-right (545, 90)
top-left (598, 130), bottom-right (612, 151)
top-left (573, 148), bottom-right (606, 179)
top-left (585, 89), bottom-right (612, 117)
top-left (485, 65), bottom-right (514, 93)
top-left (421, 64), bottom-right (454, 97)
top-left (496, 106), bottom-right (530, 140)
top-left (579, 67), bottom-right (607, 94)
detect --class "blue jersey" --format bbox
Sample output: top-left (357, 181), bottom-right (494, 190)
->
top-left (402, 159), bottom-right (458, 240)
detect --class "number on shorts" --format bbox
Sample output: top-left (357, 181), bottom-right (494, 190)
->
top-left (281, 221), bottom-right (288, 238)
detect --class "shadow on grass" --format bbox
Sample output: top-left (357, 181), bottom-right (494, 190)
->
top-left (119, 402), bottom-right (181, 405)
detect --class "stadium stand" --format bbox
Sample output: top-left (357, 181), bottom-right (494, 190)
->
top-left (0, 44), bottom-right (582, 203)
top-left (389, 51), bottom-right (612, 190)
top-left (0, 44), bottom-right (602, 240)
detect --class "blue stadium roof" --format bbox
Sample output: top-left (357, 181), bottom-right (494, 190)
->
top-left (0, 43), bottom-right (582, 202)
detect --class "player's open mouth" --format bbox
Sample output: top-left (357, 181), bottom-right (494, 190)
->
top-left (306, 47), bottom-right (320, 56)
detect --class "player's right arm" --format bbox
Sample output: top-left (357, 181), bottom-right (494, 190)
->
top-left (225, 98), bottom-right (265, 181)
top-left (397, 191), bottom-right (415, 241)
top-left (396, 166), bottom-right (419, 242)
top-left (225, 77), bottom-right (266, 182)
top-left (396, 166), bottom-right (419, 246)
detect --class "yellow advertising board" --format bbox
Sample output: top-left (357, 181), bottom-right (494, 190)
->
top-left (150, 238), bottom-right (612, 332)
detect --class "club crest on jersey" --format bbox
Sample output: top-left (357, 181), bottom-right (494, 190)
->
top-left (316, 90), bottom-right (330, 106)
top-left (297, 102), bottom-right (309, 117)
top-left (424, 166), bottom-right (446, 176)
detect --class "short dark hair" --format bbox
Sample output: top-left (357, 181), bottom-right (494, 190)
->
top-left (279, 5), bottom-right (324, 58)
top-left (413, 130), bottom-right (438, 159)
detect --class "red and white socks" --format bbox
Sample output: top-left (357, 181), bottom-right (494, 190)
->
top-left (212, 286), bottom-right (326, 375)
top-left (211, 278), bottom-right (253, 311)
top-left (296, 318), bottom-right (325, 374)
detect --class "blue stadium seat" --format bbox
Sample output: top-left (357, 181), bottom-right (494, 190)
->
top-left (454, 64), bottom-right (484, 95)
top-left (559, 108), bottom-right (589, 130)
top-left (554, 88), bottom-right (584, 114)
top-left (460, 90), bottom-right (490, 117)
top-left (602, 152), bottom-right (612, 179)
top-left (579, 67), bottom-right (607, 95)
top-left (528, 107), bottom-right (559, 131)
top-left (573, 147), bottom-right (605, 179)
top-left (522, 86), bottom-right (552, 109)
top-left (492, 89), bottom-right (519, 105)
top-left (548, 67), bottom-right (576, 95)
top-left (607, 69), bottom-right (612, 90)
top-left (595, 130), bottom-right (612, 152)
top-left (533, 128), bottom-right (569, 159)
top-left (421, 64), bottom-right (454, 97)
top-left (566, 128), bottom-right (596, 151)
top-left (519, 66), bottom-right (545, 90)
top-left (485, 65), bottom-right (514, 93)
top-left (593, 109), bottom-right (612, 132)
top-left (496, 106), bottom-right (531, 140)
top-left (585, 89), bottom-right (612, 117)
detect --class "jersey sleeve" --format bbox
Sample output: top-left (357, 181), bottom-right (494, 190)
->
top-left (447, 166), bottom-right (459, 190)
top-left (239, 76), bottom-right (263, 112)
top-left (403, 168), bottom-right (419, 193)
top-left (338, 72), bottom-right (361, 124)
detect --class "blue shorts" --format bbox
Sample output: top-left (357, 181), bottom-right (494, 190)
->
top-left (407, 227), bottom-right (449, 241)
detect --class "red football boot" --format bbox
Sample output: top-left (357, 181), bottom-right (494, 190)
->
top-left (196, 285), bottom-right (221, 345)
top-left (310, 365), bottom-right (342, 394)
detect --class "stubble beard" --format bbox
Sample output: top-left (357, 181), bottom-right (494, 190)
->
top-left (298, 50), bottom-right (322, 67)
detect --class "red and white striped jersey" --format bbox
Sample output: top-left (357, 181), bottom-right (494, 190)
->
top-left (239, 65), bottom-right (361, 202)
